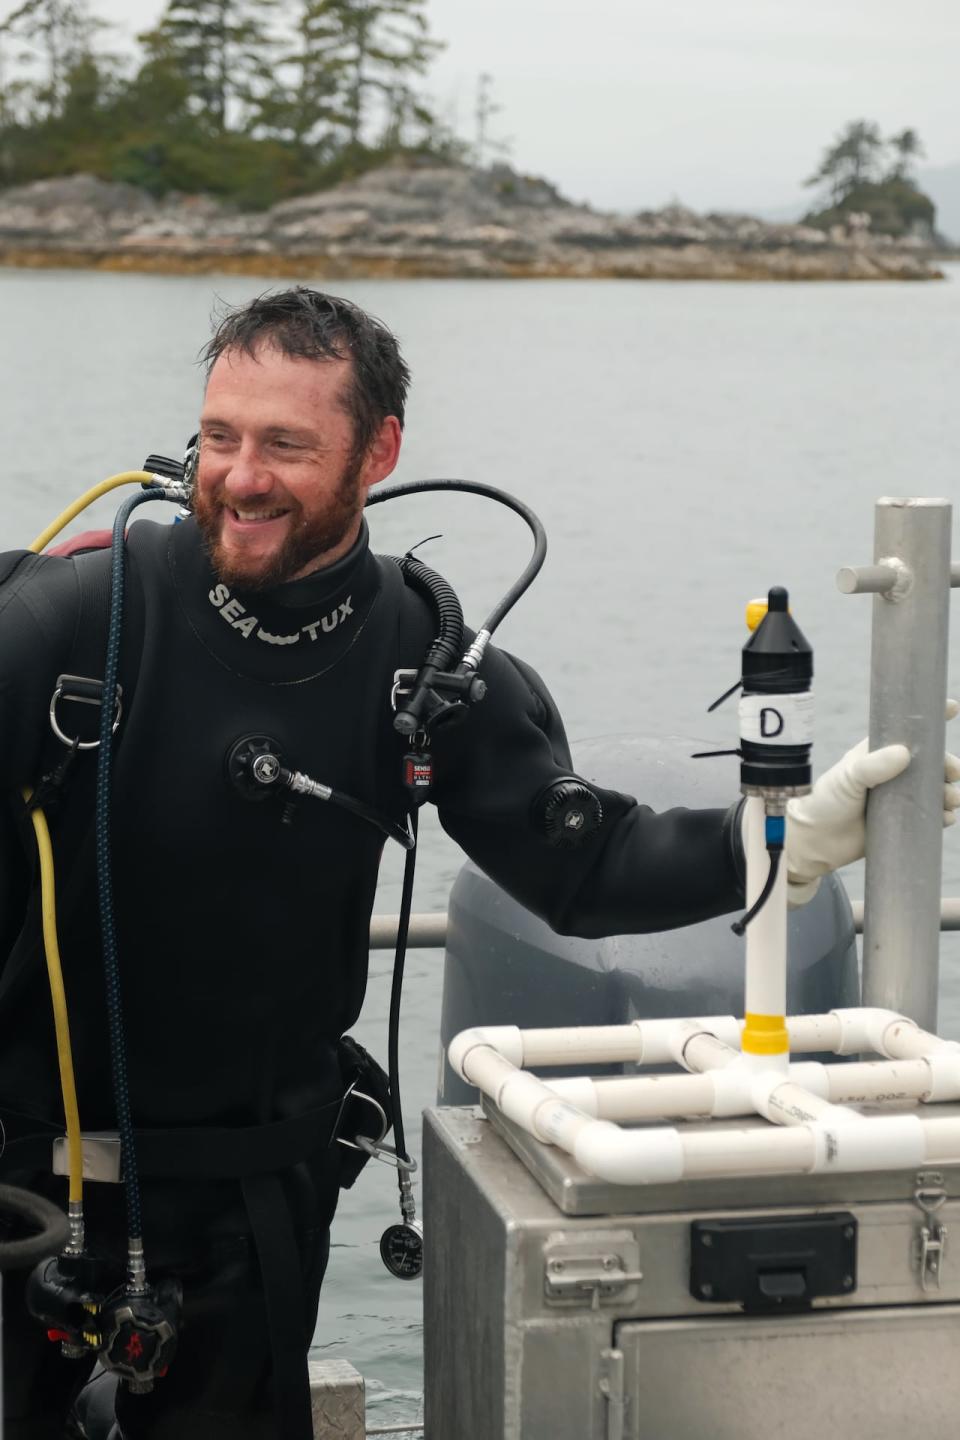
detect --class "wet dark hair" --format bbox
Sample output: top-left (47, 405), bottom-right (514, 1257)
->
top-left (200, 287), bottom-right (410, 462)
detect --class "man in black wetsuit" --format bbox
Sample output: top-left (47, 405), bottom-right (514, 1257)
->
top-left (0, 289), bottom-right (931, 1439)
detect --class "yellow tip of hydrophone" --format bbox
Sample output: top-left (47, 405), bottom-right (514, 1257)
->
top-left (745, 598), bottom-right (767, 633)
top-left (745, 597), bottom-right (793, 632)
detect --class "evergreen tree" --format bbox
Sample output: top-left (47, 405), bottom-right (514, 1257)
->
top-left (803, 120), bottom-right (935, 240)
top-left (0, 0), bottom-right (101, 119)
top-left (887, 128), bottom-right (924, 182)
top-left (256, 0), bottom-right (345, 146)
top-left (805, 119), bottom-right (885, 205)
top-left (139, 0), bottom-right (281, 134)
top-left (299, 0), bottom-right (441, 148)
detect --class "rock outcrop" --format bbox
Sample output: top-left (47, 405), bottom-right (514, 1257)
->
top-left (0, 163), bottom-right (942, 280)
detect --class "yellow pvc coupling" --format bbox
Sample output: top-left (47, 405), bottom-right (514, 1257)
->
top-left (741, 1011), bottom-right (790, 1056)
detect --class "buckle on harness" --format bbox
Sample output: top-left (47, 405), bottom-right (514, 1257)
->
top-left (391, 669), bottom-right (417, 712)
top-left (333, 1082), bottom-right (390, 1153)
top-left (49, 674), bottom-right (123, 750)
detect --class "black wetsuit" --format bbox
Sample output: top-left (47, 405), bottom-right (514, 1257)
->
top-left (0, 517), bottom-right (743, 1438)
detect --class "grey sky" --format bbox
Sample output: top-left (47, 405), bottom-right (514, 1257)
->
top-left (56, 0), bottom-right (960, 212)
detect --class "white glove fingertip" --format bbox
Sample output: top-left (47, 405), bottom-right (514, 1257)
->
top-left (945, 752), bottom-right (960, 783)
top-left (947, 698), bottom-right (959, 721)
top-left (944, 784), bottom-right (960, 811)
top-left (944, 811), bottom-right (957, 829)
top-left (851, 743), bottom-right (911, 790)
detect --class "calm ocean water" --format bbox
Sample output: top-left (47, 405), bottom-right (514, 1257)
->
top-left (3, 265), bottom-right (960, 1426)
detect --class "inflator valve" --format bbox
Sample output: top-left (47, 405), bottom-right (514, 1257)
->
top-left (534, 779), bottom-right (603, 847)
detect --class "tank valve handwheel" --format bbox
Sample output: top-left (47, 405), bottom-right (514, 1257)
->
top-left (535, 779), bottom-right (603, 847)
top-left (380, 1220), bottom-right (424, 1280)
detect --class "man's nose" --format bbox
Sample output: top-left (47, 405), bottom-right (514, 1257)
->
top-left (222, 443), bottom-right (272, 498)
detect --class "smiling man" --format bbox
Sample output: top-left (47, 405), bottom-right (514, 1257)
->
top-left (193, 306), bottom-right (402, 588)
top-left (0, 287), bottom-right (925, 1440)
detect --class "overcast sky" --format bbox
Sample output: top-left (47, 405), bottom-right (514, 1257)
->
top-left (52, 0), bottom-right (960, 213)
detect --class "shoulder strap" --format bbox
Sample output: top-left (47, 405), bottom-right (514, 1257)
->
top-left (68, 546), bottom-right (114, 682)
top-left (0, 544), bottom-right (114, 991)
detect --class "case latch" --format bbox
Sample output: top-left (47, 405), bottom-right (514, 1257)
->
top-left (914, 1170), bottom-right (948, 1292)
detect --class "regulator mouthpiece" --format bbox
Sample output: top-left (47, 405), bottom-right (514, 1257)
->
top-left (738, 586), bottom-right (813, 797)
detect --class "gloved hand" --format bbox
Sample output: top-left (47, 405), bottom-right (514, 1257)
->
top-left (784, 700), bottom-right (960, 906)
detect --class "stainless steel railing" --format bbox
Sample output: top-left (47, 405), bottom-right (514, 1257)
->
top-left (370, 901), bottom-right (960, 952)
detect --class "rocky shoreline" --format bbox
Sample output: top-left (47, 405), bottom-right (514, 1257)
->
top-left (0, 164), bottom-right (946, 281)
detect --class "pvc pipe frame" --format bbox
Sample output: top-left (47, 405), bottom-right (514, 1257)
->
top-left (448, 1009), bottom-right (960, 1185)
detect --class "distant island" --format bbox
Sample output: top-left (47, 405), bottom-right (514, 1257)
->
top-left (0, 2), bottom-right (949, 281)
top-left (0, 161), bottom-right (945, 281)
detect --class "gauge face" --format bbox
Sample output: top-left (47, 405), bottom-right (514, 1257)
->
top-left (380, 1222), bottom-right (424, 1279)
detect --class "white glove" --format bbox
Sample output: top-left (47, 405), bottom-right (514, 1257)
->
top-left (784, 700), bottom-right (960, 906)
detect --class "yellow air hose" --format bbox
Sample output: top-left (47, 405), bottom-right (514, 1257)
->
top-left (22, 473), bottom-right (155, 1211)
top-left (23, 468), bottom-right (185, 1226)
top-left (29, 471), bottom-right (155, 554)
top-left (21, 790), bottom-right (83, 1208)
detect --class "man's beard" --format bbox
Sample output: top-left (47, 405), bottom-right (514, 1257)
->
top-left (194, 463), bottom-right (364, 592)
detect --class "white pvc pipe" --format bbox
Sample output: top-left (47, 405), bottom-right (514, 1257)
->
top-left (752, 1075), bottom-right (860, 1129)
top-left (743, 797), bottom-right (787, 1017)
top-left (447, 1008), bottom-right (960, 1185)
top-left (544, 1056), bottom-right (960, 1125)
top-left (545, 1073), bottom-right (717, 1121)
top-left (680, 1030), bottom-right (741, 1074)
top-left (742, 796), bottom-right (790, 1072)
top-left (450, 1018), bottom-right (743, 1076)
top-left (516, 1024), bottom-right (646, 1067)
top-left (784, 1014), bottom-right (843, 1052)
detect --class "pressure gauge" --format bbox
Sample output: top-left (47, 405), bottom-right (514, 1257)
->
top-left (380, 1221), bottom-right (424, 1280)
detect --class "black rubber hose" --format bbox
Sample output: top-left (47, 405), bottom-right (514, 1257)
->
top-left (97, 487), bottom-right (167, 1248)
top-left (314, 783), bottom-right (415, 851)
top-left (0, 1185), bottom-right (70, 1271)
top-left (387, 554), bottom-right (464, 672)
top-left (388, 809), bottom-right (419, 1168)
top-left (367, 479), bottom-right (547, 640)
top-left (731, 849), bottom-right (783, 936)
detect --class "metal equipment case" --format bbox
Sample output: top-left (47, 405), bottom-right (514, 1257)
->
top-left (423, 1104), bottom-right (960, 1440)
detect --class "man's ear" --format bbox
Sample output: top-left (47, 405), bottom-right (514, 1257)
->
top-left (361, 416), bottom-right (402, 492)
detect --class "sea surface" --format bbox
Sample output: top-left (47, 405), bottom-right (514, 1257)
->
top-left (3, 265), bottom-right (960, 1428)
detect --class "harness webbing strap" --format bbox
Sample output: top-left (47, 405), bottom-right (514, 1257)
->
top-left (0, 1100), bottom-right (343, 1180)
top-left (242, 1172), bottom-right (315, 1440)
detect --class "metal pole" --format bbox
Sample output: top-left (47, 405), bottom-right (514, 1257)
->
top-left (851, 899), bottom-right (960, 934)
top-left (859, 497), bottom-right (952, 1028)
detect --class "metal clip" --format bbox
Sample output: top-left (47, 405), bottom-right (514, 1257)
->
top-left (914, 1169), bottom-right (948, 1292)
top-left (391, 669), bottom-right (417, 711)
top-left (334, 1084), bottom-right (390, 1153)
top-left (49, 674), bottom-right (122, 751)
top-left (355, 1137), bottom-right (418, 1174)
top-left (545, 1253), bottom-right (644, 1311)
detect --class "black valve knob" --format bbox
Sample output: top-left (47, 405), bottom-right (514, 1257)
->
top-left (535, 780), bottom-right (603, 847)
top-left (99, 1278), bottom-right (181, 1394)
top-left (225, 735), bottom-right (285, 800)
top-left (141, 454), bottom-right (186, 483)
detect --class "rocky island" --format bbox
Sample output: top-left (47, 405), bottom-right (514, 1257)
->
top-left (0, 162), bottom-right (943, 281)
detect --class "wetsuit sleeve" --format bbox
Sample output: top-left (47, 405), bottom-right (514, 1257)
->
top-left (0, 551), bottom-right (79, 787)
top-left (430, 642), bottom-right (745, 938)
